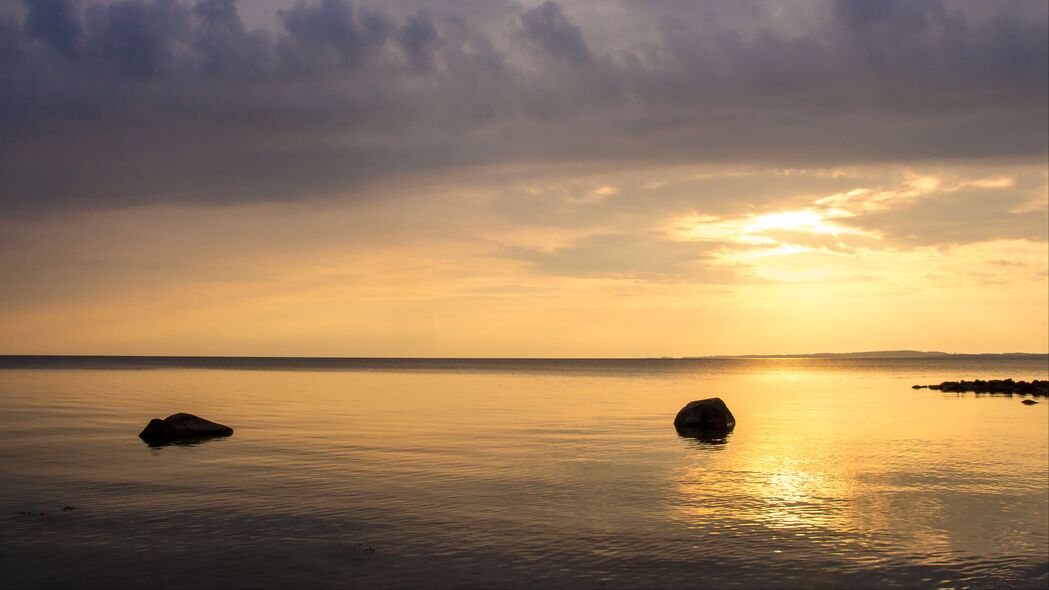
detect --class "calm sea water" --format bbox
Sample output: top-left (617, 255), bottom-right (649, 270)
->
top-left (0, 356), bottom-right (1046, 589)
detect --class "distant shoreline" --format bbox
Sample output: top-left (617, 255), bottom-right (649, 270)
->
top-left (697, 351), bottom-right (1049, 360)
top-left (0, 351), bottom-right (1046, 365)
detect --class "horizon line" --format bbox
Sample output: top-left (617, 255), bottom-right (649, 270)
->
top-left (1, 351), bottom-right (1047, 361)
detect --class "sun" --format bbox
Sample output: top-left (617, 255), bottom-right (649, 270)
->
top-left (744, 210), bottom-right (846, 236)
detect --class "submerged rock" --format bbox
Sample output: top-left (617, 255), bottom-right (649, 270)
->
top-left (1021, 399), bottom-right (1038, 405)
top-left (139, 413), bottom-right (233, 444)
top-left (674, 397), bottom-right (736, 432)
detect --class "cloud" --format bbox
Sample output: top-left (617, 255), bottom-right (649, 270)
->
top-left (504, 231), bottom-right (740, 281)
top-left (842, 182), bottom-right (1049, 247)
top-left (398, 11), bottom-right (439, 70)
top-left (491, 165), bottom-right (1047, 282)
top-left (519, 1), bottom-right (591, 64)
top-left (0, 0), bottom-right (1045, 217)
top-left (278, 0), bottom-right (392, 68)
top-left (25, 0), bottom-right (81, 58)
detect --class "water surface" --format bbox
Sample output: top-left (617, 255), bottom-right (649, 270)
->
top-left (1, 357), bottom-right (1046, 589)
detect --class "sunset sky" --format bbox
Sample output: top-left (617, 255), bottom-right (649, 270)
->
top-left (1, 0), bottom-right (1046, 356)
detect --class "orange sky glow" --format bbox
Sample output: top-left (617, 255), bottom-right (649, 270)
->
top-left (0, 0), bottom-right (1046, 356)
top-left (2, 163), bottom-right (1045, 356)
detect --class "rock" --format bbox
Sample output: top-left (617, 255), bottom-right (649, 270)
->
top-left (674, 397), bottom-right (736, 432)
top-left (1021, 399), bottom-right (1038, 405)
top-left (911, 385), bottom-right (925, 389)
top-left (139, 413), bottom-right (233, 444)
top-left (919, 379), bottom-right (1049, 397)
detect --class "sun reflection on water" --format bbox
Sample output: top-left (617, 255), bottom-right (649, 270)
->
top-left (673, 446), bottom-right (852, 535)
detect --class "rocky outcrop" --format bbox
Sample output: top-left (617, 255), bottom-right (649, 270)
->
top-left (921, 379), bottom-right (1048, 396)
top-left (674, 397), bottom-right (736, 432)
top-left (139, 413), bottom-right (234, 444)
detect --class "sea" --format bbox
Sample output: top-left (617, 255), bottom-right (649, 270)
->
top-left (0, 356), bottom-right (1046, 589)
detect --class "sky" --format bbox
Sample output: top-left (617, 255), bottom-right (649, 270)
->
top-left (0, 0), bottom-right (1046, 357)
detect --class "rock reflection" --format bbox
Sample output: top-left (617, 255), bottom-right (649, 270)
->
top-left (675, 426), bottom-right (733, 446)
top-left (142, 435), bottom-right (232, 449)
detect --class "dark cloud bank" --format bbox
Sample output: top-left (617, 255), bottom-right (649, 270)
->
top-left (0, 0), bottom-right (1046, 216)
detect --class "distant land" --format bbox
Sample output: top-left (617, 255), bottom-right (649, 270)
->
top-left (0, 351), bottom-right (1046, 365)
top-left (695, 350), bottom-right (1049, 360)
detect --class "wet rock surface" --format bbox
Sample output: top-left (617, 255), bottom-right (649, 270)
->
top-left (674, 397), bottom-right (736, 434)
top-left (139, 413), bottom-right (234, 444)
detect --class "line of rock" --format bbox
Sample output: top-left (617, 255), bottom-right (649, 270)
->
top-left (913, 379), bottom-right (1048, 396)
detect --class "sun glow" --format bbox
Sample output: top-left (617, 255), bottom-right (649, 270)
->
top-left (745, 210), bottom-right (850, 236)
top-left (674, 208), bottom-right (870, 248)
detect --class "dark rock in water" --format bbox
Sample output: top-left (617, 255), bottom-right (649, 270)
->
top-left (919, 379), bottom-right (1049, 397)
top-left (674, 397), bottom-right (736, 432)
top-left (1021, 399), bottom-right (1038, 405)
top-left (911, 385), bottom-right (925, 389)
top-left (139, 413), bottom-right (233, 444)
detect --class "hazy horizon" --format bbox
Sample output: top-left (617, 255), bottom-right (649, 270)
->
top-left (1, 350), bottom-right (1047, 360)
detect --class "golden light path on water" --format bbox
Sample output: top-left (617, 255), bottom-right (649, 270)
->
top-left (667, 360), bottom-right (1048, 578)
